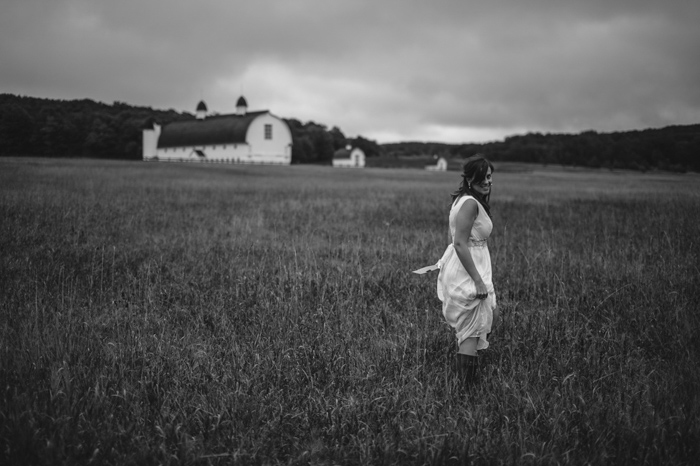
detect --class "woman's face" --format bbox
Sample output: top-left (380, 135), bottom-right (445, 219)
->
top-left (471, 167), bottom-right (493, 196)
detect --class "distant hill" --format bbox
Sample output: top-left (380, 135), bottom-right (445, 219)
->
top-left (1, 93), bottom-right (698, 171)
top-left (381, 125), bottom-right (700, 172)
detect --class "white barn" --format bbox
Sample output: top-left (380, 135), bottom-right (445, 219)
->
top-left (142, 96), bottom-right (293, 164)
top-left (332, 145), bottom-right (366, 168)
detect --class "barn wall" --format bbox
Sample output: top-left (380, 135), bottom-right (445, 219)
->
top-left (246, 114), bottom-right (293, 162)
top-left (142, 124), bottom-right (161, 160)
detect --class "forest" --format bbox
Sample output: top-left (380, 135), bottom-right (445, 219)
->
top-left (384, 125), bottom-right (700, 172)
top-left (0, 94), bottom-right (381, 164)
top-left (0, 93), bottom-right (698, 171)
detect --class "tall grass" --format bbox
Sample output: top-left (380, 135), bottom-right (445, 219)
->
top-left (1, 158), bottom-right (699, 465)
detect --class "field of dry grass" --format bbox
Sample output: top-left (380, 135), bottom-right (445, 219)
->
top-left (1, 158), bottom-right (699, 465)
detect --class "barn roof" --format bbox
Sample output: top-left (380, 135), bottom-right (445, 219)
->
top-left (333, 147), bottom-right (351, 159)
top-left (157, 111), bottom-right (268, 148)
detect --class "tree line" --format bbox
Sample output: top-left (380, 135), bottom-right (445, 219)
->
top-left (1, 93), bottom-right (698, 171)
top-left (0, 94), bottom-right (381, 164)
top-left (383, 126), bottom-right (700, 172)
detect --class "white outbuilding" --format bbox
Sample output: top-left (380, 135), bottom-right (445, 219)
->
top-left (142, 96), bottom-right (293, 164)
top-left (332, 145), bottom-right (366, 168)
top-left (425, 156), bottom-right (448, 171)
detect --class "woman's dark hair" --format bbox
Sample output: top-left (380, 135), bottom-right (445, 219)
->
top-left (451, 154), bottom-right (494, 217)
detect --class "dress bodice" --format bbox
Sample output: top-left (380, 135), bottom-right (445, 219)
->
top-left (449, 195), bottom-right (493, 242)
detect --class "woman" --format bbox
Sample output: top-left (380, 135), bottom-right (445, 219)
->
top-left (436, 154), bottom-right (498, 382)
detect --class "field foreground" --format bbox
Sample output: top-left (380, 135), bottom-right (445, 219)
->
top-left (1, 158), bottom-right (699, 465)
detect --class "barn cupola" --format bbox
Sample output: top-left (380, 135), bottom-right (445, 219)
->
top-left (196, 100), bottom-right (208, 120)
top-left (236, 96), bottom-right (248, 115)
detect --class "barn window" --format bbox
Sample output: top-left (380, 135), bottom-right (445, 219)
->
top-left (264, 124), bottom-right (273, 140)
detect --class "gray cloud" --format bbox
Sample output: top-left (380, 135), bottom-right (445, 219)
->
top-left (1, 0), bottom-right (699, 142)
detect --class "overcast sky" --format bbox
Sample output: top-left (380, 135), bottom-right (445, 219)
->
top-left (2, 0), bottom-right (699, 143)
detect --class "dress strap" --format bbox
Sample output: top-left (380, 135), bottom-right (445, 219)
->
top-left (452, 195), bottom-right (475, 211)
top-left (452, 196), bottom-right (481, 220)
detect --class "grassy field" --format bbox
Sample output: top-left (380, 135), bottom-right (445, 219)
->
top-left (1, 158), bottom-right (699, 465)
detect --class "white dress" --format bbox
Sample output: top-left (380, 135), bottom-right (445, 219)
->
top-left (436, 195), bottom-right (496, 350)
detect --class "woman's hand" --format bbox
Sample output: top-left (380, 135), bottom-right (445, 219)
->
top-left (475, 281), bottom-right (489, 300)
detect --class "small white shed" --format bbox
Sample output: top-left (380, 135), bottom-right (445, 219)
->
top-left (332, 145), bottom-right (366, 168)
top-left (425, 157), bottom-right (447, 171)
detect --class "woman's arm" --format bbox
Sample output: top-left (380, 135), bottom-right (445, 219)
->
top-left (453, 198), bottom-right (488, 298)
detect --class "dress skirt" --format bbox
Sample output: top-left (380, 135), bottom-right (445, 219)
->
top-left (436, 242), bottom-right (496, 350)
